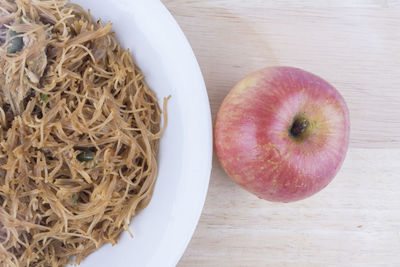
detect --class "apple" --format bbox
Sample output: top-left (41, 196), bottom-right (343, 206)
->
top-left (215, 66), bottom-right (350, 203)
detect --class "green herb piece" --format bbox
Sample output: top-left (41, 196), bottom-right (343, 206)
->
top-left (40, 93), bottom-right (49, 104)
top-left (77, 151), bottom-right (95, 162)
top-left (7, 30), bottom-right (24, 54)
top-left (71, 193), bottom-right (79, 203)
top-left (9, 30), bottom-right (17, 37)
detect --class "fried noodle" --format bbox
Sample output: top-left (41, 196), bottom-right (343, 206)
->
top-left (0, 0), bottom-right (167, 266)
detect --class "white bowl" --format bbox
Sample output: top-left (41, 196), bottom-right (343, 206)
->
top-left (71, 0), bottom-right (212, 266)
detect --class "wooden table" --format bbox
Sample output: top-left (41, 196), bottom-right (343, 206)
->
top-left (161, 1), bottom-right (400, 266)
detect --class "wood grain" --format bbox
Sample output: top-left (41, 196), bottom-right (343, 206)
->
top-left (161, 1), bottom-right (400, 266)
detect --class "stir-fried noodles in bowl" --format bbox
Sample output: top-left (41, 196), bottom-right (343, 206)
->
top-left (0, 0), bottom-right (168, 266)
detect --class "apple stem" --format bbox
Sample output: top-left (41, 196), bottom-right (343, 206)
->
top-left (290, 118), bottom-right (309, 139)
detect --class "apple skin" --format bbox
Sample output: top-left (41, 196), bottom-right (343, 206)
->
top-left (215, 66), bottom-right (350, 203)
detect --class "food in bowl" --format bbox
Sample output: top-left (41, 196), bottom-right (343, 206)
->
top-left (0, 0), bottom-right (167, 266)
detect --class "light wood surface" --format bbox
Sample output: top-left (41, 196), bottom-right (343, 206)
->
top-left (161, 1), bottom-right (400, 266)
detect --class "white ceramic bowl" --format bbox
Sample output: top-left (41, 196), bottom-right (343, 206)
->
top-left (71, 0), bottom-right (213, 266)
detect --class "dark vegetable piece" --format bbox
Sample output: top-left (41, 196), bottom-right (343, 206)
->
top-left (23, 88), bottom-right (36, 107)
top-left (7, 30), bottom-right (24, 54)
top-left (77, 151), bottom-right (95, 162)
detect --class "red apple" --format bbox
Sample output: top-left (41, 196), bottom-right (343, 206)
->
top-left (215, 66), bottom-right (350, 203)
